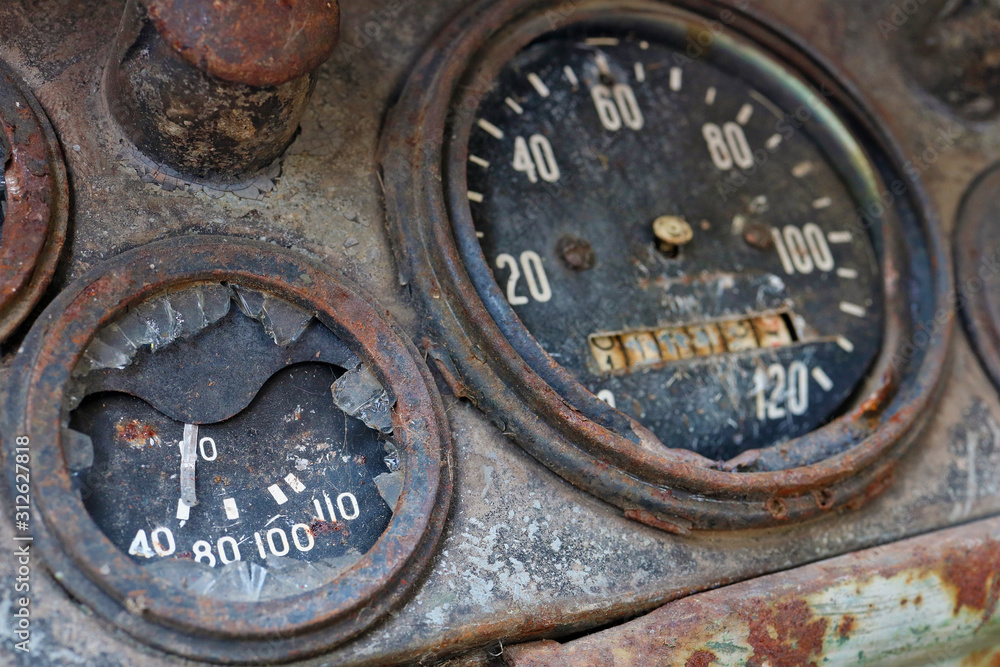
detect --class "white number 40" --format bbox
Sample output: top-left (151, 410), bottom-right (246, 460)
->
top-left (513, 135), bottom-right (560, 183)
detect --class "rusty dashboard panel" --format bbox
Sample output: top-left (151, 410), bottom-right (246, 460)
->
top-left (1, 0), bottom-right (1000, 665)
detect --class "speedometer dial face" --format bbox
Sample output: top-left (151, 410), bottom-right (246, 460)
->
top-left (461, 24), bottom-right (884, 461)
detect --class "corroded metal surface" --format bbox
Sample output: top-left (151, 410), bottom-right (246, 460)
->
top-left (503, 515), bottom-right (1000, 666)
top-left (0, 0), bottom-right (999, 665)
top-left (955, 162), bottom-right (1000, 396)
top-left (144, 0), bottom-right (340, 87)
top-left (0, 57), bottom-right (67, 343)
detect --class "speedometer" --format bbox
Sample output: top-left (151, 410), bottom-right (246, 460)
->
top-left (381, 0), bottom-right (949, 530)
top-left (6, 237), bottom-right (452, 662)
top-left (462, 26), bottom-right (883, 461)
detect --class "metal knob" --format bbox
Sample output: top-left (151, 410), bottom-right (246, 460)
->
top-left (103, 0), bottom-right (340, 187)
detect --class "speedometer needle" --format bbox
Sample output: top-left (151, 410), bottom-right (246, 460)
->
top-left (180, 423), bottom-right (199, 508)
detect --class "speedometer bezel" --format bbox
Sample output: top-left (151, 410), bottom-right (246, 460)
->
top-left (379, 0), bottom-right (951, 530)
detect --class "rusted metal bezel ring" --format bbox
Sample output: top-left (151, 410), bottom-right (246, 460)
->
top-left (955, 163), bottom-right (1000, 394)
top-left (0, 58), bottom-right (69, 343)
top-left (3, 236), bottom-right (452, 663)
top-left (379, 0), bottom-right (951, 530)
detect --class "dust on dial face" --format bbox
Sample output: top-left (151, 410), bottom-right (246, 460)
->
top-left (462, 23), bottom-right (884, 461)
top-left (65, 283), bottom-right (402, 601)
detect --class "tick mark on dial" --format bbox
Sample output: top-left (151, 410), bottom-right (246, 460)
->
top-left (812, 367), bottom-right (834, 391)
top-left (792, 161), bottom-right (814, 178)
top-left (840, 302), bottom-right (867, 318)
top-left (268, 484), bottom-right (289, 505)
top-left (564, 66), bottom-right (579, 87)
top-left (477, 119), bottom-right (504, 139)
top-left (284, 473), bottom-right (306, 493)
top-left (527, 73), bottom-right (550, 98)
top-left (736, 103), bottom-right (754, 125)
top-left (669, 67), bottom-right (683, 92)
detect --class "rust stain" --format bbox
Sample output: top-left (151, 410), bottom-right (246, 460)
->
top-left (837, 614), bottom-right (855, 640)
top-left (309, 519), bottom-right (349, 541)
top-left (684, 650), bottom-right (717, 667)
top-left (741, 598), bottom-right (827, 667)
top-left (960, 648), bottom-right (1000, 666)
top-left (941, 540), bottom-right (1000, 627)
top-left (624, 508), bottom-right (692, 535)
top-left (846, 465), bottom-right (896, 511)
top-left (115, 419), bottom-right (161, 448)
top-left (765, 496), bottom-right (789, 520)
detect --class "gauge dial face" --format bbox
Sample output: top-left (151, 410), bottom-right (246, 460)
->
top-left (66, 284), bottom-right (401, 601)
top-left (461, 25), bottom-right (884, 460)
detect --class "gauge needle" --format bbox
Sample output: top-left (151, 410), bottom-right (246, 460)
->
top-left (180, 423), bottom-right (199, 508)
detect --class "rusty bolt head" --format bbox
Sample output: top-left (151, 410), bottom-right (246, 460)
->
top-left (556, 235), bottom-right (597, 271)
top-left (743, 222), bottom-right (774, 250)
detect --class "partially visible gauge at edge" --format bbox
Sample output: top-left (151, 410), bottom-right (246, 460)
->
top-left (458, 21), bottom-right (885, 461)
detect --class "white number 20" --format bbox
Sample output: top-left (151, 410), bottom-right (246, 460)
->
top-left (496, 251), bottom-right (552, 305)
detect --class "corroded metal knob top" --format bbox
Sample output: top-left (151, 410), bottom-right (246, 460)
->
top-left (143, 0), bottom-right (340, 87)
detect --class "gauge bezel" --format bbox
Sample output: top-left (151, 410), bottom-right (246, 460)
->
top-left (0, 58), bottom-right (68, 343)
top-left (380, 0), bottom-right (951, 530)
top-left (955, 163), bottom-right (1000, 394)
top-left (2, 237), bottom-right (452, 663)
